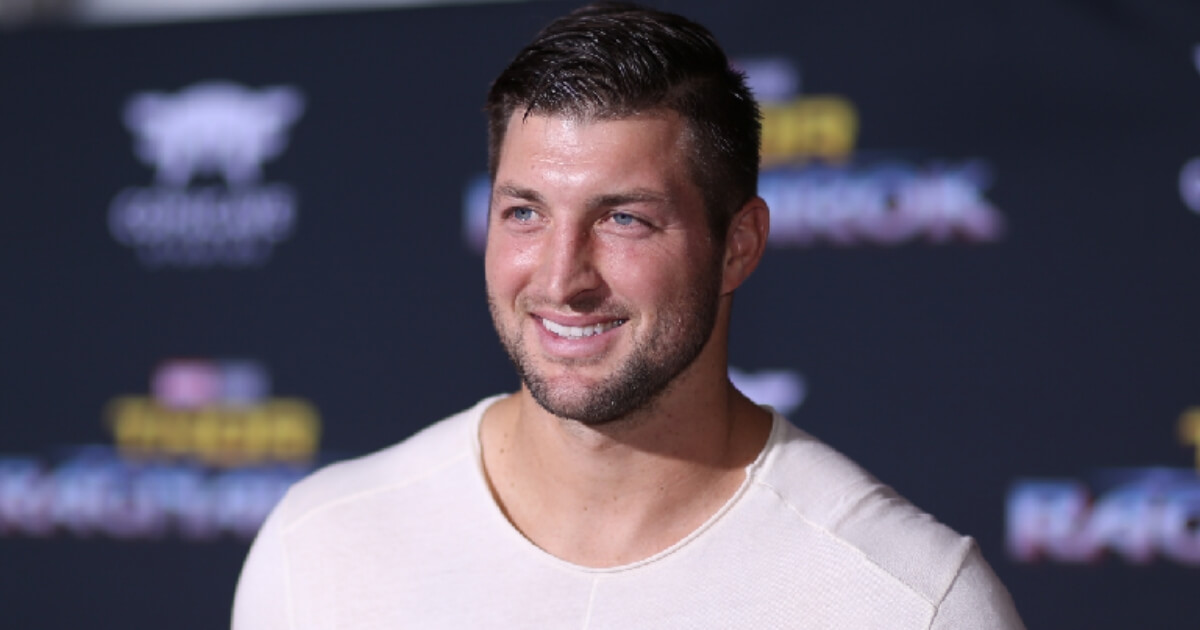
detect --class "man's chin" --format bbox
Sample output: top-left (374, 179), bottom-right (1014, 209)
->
top-left (525, 382), bottom-right (594, 414)
top-left (533, 398), bottom-right (630, 426)
top-left (523, 377), bottom-right (657, 426)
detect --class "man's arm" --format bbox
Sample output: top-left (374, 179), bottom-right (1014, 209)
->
top-left (231, 511), bottom-right (291, 630)
top-left (931, 544), bottom-right (1026, 629)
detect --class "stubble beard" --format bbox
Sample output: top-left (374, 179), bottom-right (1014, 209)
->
top-left (488, 263), bottom-right (723, 426)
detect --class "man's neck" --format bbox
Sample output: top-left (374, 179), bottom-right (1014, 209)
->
top-left (479, 377), bottom-right (772, 568)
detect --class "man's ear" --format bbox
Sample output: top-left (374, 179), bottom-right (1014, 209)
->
top-left (720, 196), bottom-right (770, 295)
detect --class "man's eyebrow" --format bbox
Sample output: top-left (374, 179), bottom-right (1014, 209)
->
top-left (493, 185), bottom-right (669, 210)
top-left (588, 190), bottom-right (669, 210)
top-left (493, 184), bottom-right (544, 205)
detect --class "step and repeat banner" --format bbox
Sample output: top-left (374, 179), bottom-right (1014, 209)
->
top-left (2, 0), bottom-right (1198, 627)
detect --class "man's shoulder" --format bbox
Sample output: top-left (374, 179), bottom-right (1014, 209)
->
top-left (752, 417), bottom-right (975, 605)
top-left (266, 397), bottom-right (493, 529)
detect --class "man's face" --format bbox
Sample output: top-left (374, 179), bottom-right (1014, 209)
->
top-left (485, 111), bottom-right (724, 425)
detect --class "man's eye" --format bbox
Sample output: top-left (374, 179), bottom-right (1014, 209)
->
top-left (510, 207), bottom-right (535, 221)
top-left (611, 212), bottom-right (636, 226)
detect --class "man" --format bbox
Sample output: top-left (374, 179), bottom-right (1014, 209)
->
top-left (233, 3), bottom-right (1025, 628)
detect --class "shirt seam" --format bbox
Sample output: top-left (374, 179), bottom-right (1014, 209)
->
top-left (280, 449), bottom-right (471, 536)
top-left (752, 477), bottom-right (961, 611)
top-left (924, 546), bottom-right (972, 630)
top-left (581, 575), bottom-right (600, 630)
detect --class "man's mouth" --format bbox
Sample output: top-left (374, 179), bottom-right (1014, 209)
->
top-left (539, 317), bottom-right (628, 339)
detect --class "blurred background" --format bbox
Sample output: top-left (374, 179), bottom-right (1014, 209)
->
top-left (2, 0), bottom-right (1199, 627)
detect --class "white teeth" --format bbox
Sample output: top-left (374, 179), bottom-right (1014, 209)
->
top-left (541, 318), bottom-right (625, 339)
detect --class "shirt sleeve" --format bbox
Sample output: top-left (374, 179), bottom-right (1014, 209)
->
top-left (231, 507), bottom-right (292, 630)
top-left (930, 544), bottom-right (1026, 630)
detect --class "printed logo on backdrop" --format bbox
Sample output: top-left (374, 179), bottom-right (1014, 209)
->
top-left (460, 58), bottom-right (1004, 251)
top-left (0, 359), bottom-right (321, 541)
top-left (1179, 45), bottom-right (1200, 215)
top-left (729, 367), bottom-right (806, 416)
top-left (109, 81), bottom-right (305, 268)
top-left (746, 58), bottom-right (1004, 247)
top-left (1006, 408), bottom-right (1200, 566)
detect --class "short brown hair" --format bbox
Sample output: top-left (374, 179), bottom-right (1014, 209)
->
top-left (485, 2), bottom-right (761, 241)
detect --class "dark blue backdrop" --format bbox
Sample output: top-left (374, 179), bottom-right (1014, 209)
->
top-left (2, 1), bottom-right (1199, 627)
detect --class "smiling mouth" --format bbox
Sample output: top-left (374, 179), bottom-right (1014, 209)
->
top-left (540, 317), bottom-right (628, 339)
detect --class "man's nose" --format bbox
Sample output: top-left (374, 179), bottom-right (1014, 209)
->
top-left (538, 224), bottom-right (601, 305)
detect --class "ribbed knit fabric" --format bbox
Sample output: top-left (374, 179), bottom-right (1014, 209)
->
top-left (233, 396), bottom-right (1024, 629)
